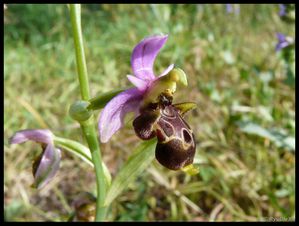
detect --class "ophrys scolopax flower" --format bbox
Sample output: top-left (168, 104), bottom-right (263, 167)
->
top-left (98, 35), bottom-right (198, 172)
top-left (10, 129), bottom-right (61, 189)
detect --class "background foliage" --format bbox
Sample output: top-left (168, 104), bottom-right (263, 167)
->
top-left (4, 4), bottom-right (295, 221)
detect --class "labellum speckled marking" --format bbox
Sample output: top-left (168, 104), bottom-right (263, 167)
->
top-left (133, 92), bottom-right (196, 170)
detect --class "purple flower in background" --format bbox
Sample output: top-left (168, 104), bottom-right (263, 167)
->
top-left (10, 129), bottom-right (61, 189)
top-left (98, 35), bottom-right (175, 143)
top-left (275, 33), bottom-right (293, 51)
top-left (226, 4), bottom-right (240, 15)
top-left (226, 4), bottom-right (233, 13)
top-left (279, 4), bottom-right (286, 17)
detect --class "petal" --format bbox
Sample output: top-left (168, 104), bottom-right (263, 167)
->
top-left (127, 75), bottom-right (148, 91)
top-left (173, 102), bottom-right (197, 117)
top-left (158, 64), bottom-right (175, 78)
top-left (10, 129), bottom-right (54, 145)
top-left (276, 42), bottom-right (289, 51)
top-left (277, 33), bottom-right (286, 42)
top-left (275, 33), bottom-right (290, 51)
top-left (131, 35), bottom-right (169, 81)
top-left (98, 88), bottom-right (143, 143)
top-left (33, 143), bottom-right (61, 189)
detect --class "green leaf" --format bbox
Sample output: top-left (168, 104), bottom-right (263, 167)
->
top-left (237, 121), bottom-right (295, 151)
top-left (104, 139), bottom-right (157, 206)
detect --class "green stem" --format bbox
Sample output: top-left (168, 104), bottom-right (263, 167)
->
top-left (69, 4), bottom-right (90, 101)
top-left (81, 117), bottom-right (108, 220)
top-left (54, 136), bottom-right (93, 165)
top-left (54, 136), bottom-right (112, 186)
top-left (69, 4), bottom-right (108, 221)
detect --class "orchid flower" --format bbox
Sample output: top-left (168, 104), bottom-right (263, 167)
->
top-left (10, 129), bottom-right (61, 189)
top-left (98, 35), bottom-right (187, 143)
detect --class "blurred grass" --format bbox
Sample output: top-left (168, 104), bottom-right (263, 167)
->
top-left (4, 4), bottom-right (295, 221)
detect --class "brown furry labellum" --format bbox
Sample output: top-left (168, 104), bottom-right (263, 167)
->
top-left (133, 92), bottom-right (196, 170)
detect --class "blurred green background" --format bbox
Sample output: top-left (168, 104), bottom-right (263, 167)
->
top-left (4, 4), bottom-right (295, 221)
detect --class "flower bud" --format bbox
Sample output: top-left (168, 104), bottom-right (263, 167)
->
top-left (69, 100), bottom-right (92, 122)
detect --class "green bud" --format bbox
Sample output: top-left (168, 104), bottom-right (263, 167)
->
top-left (69, 100), bottom-right (92, 122)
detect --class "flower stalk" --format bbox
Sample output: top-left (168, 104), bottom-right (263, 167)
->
top-left (69, 4), bottom-right (107, 221)
top-left (53, 136), bottom-right (112, 187)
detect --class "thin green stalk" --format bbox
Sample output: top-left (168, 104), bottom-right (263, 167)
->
top-left (69, 4), bottom-right (90, 101)
top-left (69, 4), bottom-right (108, 221)
top-left (54, 136), bottom-right (112, 186)
top-left (81, 117), bottom-right (108, 220)
top-left (54, 136), bottom-right (93, 165)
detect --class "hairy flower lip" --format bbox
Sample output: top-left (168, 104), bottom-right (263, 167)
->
top-left (98, 34), bottom-right (174, 143)
top-left (10, 129), bottom-right (60, 189)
